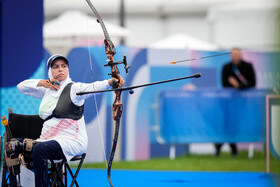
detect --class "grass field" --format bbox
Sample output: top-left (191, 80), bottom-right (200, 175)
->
top-left (81, 151), bottom-right (280, 173)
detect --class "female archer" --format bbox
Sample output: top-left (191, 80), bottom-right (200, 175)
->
top-left (14, 54), bottom-right (124, 187)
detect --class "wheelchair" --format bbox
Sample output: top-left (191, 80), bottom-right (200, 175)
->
top-left (1, 108), bottom-right (86, 187)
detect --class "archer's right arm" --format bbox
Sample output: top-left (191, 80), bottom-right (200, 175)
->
top-left (17, 79), bottom-right (47, 99)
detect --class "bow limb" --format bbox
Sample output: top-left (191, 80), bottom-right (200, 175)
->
top-left (107, 95), bottom-right (122, 187)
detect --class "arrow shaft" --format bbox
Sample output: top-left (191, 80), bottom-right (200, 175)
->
top-left (171, 52), bottom-right (231, 64)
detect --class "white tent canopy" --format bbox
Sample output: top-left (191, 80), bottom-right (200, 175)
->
top-left (206, 1), bottom-right (280, 50)
top-left (44, 10), bottom-right (129, 41)
top-left (150, 33), bottom-right (218, 50)
top-left (207, 0), bottom-right (279, 21)
top-left (44, 10), bottom-right (130, 54)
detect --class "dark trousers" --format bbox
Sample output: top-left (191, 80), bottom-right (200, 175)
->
top-left (9, 140), bottom-right (66, 187)
top-left (215, 143), bottom-right (238, 156)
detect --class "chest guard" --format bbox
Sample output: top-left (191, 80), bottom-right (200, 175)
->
top-left (46, 83), bottom-right (84, 121)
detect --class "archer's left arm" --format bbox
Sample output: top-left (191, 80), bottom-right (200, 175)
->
top-left (72, 80), bottom-right (110, 100)
top-left (71, 76), bottom-right (125, 101)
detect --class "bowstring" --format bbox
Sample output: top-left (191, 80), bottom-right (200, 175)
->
top-left (84, 1), bottom-right (108, 168)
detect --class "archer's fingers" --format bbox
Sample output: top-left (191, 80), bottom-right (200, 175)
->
top-left (50, 84), bottom-right (60, 91)
top-left (50, 79), bottom-right (60, 86)
top-left (48, 79), bottom-right (60, 90)
top-left (54, 84), bottom-right (60, 90)
top-left (44, 80), bottom-right (53, 88)
top-left (118, 76), bottom-right (125, 87)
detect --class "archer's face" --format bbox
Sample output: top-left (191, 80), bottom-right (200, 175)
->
top-left (51, 59), bottom-right (69, 81)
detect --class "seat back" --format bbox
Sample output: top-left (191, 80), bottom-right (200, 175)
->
top-left (8, 108), bottom-right (44, 141)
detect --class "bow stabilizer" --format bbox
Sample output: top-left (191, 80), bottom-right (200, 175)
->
top-left (77, 73), bottom-right (202, 95)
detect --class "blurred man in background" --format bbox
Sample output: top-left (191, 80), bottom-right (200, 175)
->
top-left (222, 48), bottom-right (256, 89)
top-left (215, 48), bottom-right (256, 156)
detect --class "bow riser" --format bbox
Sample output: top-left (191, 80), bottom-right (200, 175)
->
top-left (113, 91), bottom-right (122, 120)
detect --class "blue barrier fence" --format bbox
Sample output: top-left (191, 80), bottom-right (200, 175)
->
top-left (159, 89), bottom-right (272, 144)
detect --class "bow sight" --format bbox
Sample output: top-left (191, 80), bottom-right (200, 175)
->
top-left (104, 55), bottom-right (132, 75)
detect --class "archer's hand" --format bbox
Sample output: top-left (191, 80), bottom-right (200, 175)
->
top-left (37, 79), bottom-right (60, 90)
top-left (108, 76), bottom-right (125, 88)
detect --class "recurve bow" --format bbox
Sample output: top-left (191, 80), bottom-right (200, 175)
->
top-left (85, 1), bottom-right (130, 186)
top-left (83, 1), bottom-right (202, 186)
